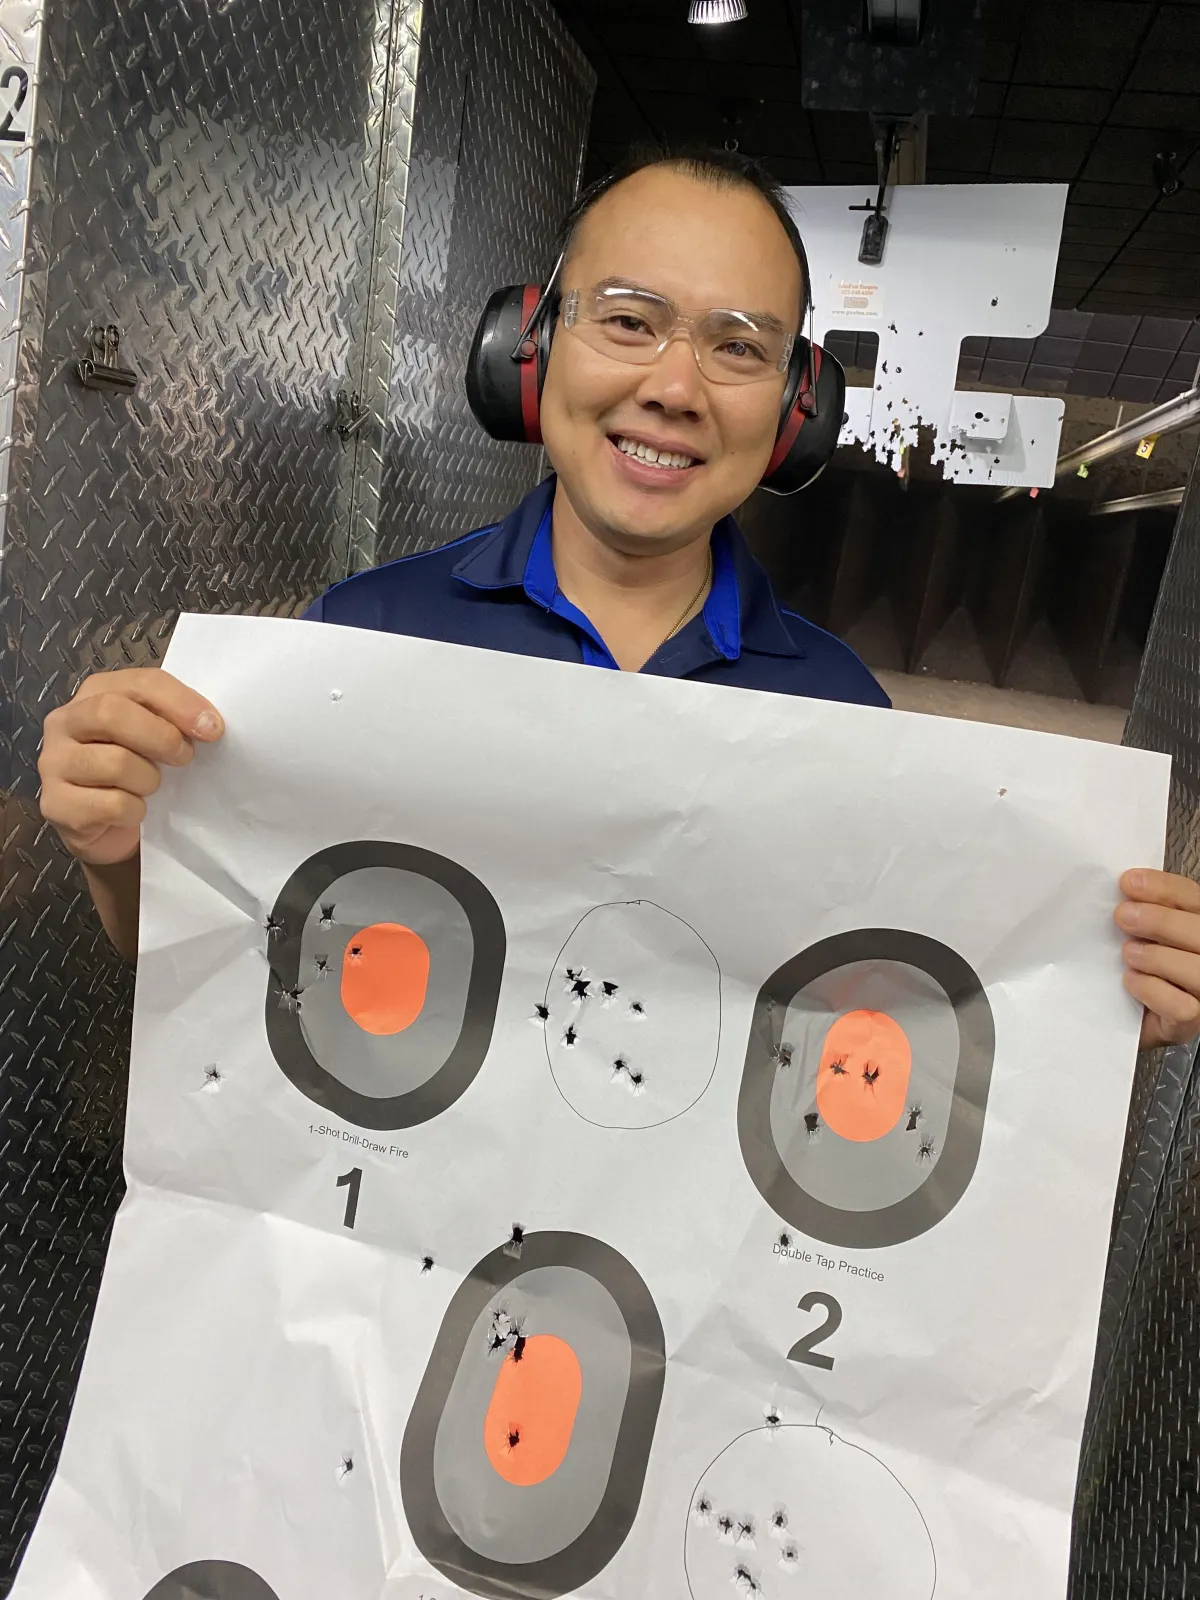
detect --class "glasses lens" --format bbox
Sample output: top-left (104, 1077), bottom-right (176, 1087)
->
top-left (697, 311), bottom-right (791, 383)
top-left (571, 286), bottom-right (674, 364)
top-left (563, 285), bottom-right (793, 385)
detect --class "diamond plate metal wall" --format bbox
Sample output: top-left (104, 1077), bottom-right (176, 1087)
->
top-left (1071, 438), bottom-right (1200, 1598)
top-left (369, 0), bottom-right (595, 563)
top-left (0, 0), bottom-right (421, 1584)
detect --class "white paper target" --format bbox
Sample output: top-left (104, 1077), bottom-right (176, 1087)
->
top-left (685, 1425), bottom-right (935, 1600)
top-left (541, 900), bottom-right (721, 1129)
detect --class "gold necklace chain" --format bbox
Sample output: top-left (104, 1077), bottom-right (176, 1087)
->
top-left (663, 547), bottom-right (713, 644)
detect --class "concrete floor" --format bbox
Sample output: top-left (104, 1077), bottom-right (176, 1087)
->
top-left (877, 670), bottom-right (1129, 743)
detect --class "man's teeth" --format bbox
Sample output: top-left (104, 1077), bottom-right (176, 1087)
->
top-left (615, 436), bottom-right (698, 470)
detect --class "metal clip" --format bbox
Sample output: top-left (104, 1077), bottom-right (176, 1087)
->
top-left (332, 390), bottom-right (369, 442)
top-left (76, 325), bottom-right (138, 394)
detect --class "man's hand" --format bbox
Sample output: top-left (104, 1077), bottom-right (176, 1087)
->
top-left (39, 668), bottom-right (223, 863)
top-left (1116, 869), bottom-right (1200, 1050)
top-left (38, 669), bottom-right (223, 958)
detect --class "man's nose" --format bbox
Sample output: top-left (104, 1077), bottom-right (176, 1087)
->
top-left (633, 333), bottom-right (707, 416)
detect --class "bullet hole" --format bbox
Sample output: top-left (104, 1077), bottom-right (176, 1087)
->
top-left (339, 1454), bottom-right (354, 1478)
top-left (312, 954), bottom-right (329, 981)
top-left (318, 903), bottom-right (335, 928)
top-left (733, 1564), bottom-right (763, 1596)
top-left (717, 1514), bottom-right (735, 1539)
top-left (264, 913), bottom-right (283, 939)
top-left (613, 1055), bottom-right (628, 1077)
top-left (876, 383), bottom-right (882, 391)
top-left (765, 1410), bottom-right (782, 1431)
top-left (804, 1112), bottom-right (820, 1139)
top-left (780, 1543), bottom-right (800, 1569)
top-left (629, 999), bottom-right (646, 1018)
top-left (772, 1042), bottom-right (794, 1070)
top-left (881, 360), bottom-right (888, 373)
top-left (771, 1508), bottom-right (788, 1533)
top-left (998, 786), bottom-right (1007, 797)
top-left (602, 980), bottom-right (619, 999)
top-left (629, 1068), bottom-right (646, 1091)
top-left (563, 1023), bottom-right (577, 1048)
top-left (862, 1062), bottom-right (881, 1090)
top-left (203, 1065), bottom-right (222, 1087)
top-left (736, 1517), bottom-right (756, 1544)
top-left (420, 1255), bottom-right (434, 1274)
top-left (918, 1135), bottom-right (936, 1163)
top-left (348, 944), bottom-right (363, 962)
top-left (330, 689), bottom-right (343, 702)
top-left (906, 1104), bottom-right (923, 1132)
top-left (991, 297), bottom-right (998, 306)
top-left (777, 1230), bottom-right (792, 1250)
top-left (488, 1309), bottom-right (519, 1352)
top-left (974, 410), bottom-right (985, 420)
top-left (507, 1428), bottom-right (521, 1450)
top-left (505, 1224), bottom-right (525, 1260)
top-left (533, 1001), bottom-right (550, 1022)
top-left (695, 1494), bottom-right (714, 1522)
top-left (279, 986), bottom-right (303, 1013)
top-left (918, 329), bottom-right (924, 336)
top-left (993, 456), bottom-right (1000, 464)
top-left (829, 1056), bottom-right (848, 1077)
top-left (570, 975), bottom-right (591, 1002)
top-left (896, 365), bottom-right (902, 373)
top-left (888, 322), bottom-right (897, 333)
top-left (510, 1333), bottom-right (528, 1364)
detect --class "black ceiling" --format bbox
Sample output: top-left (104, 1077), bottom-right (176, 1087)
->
top-left (547, 0), bottom-right (1200, 319)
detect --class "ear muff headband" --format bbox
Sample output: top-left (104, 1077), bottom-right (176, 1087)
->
top-left (518, 282), bottom-right (545, 445)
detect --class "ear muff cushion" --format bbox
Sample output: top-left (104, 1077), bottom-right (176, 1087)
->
top-left (466, 285), bottom-right (550, 444)
top-left (760, 343), bottom-right (847, 496)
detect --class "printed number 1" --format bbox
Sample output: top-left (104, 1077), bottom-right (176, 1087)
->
top-left (336, 1166), bottom-right (362, 1229)
top-left (787, 1290), bottom-right (843, 1370)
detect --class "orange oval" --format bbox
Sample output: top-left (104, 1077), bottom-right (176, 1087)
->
top-left (815, 1009), bottom-right (911, 1143)
top-left (340, 922), bottom-right (430, 1035)
top-left (483, 1334), bottom-right (583, 1487)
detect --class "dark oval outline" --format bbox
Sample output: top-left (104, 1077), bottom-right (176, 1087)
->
top-left (400, 1230), bottom-right (667, 1599)
top-left (264, 840), bottom-right (505, 1130)
top-left (737, 928), bottom-right (996, 1248)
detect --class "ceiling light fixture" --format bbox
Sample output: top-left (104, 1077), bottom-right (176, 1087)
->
top-left (688, 0), bottom-right (748, 24)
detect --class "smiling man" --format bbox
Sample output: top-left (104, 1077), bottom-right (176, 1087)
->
top-left (36, 144), bottom-right (1200, 1048)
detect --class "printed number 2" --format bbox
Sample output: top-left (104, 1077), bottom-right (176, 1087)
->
top-left (787, 1290), bottom-right (843, 1371)
top-left (336, 1166), bottom-right (362, 1229)
top-left (0, 67), bottom-right (29, 142)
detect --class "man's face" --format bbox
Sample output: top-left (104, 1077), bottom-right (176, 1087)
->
top-left (539, 166), bottom-right (803, 555)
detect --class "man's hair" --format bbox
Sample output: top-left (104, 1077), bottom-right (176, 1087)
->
top-left (556, 142), bottom-right (811, 325)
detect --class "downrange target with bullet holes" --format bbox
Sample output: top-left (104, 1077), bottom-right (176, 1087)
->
top-left (264, 841), bottom-right (505, 1129)
top-left (738, 929), bottom-right (995, 1248)
top-left (401, 1231), bottom-right (666, 1599)
top-left (143, 1562), bottom-right (280, 1600)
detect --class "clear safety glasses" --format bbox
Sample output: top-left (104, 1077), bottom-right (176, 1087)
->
top-left (561, 280), bottom-right (795, 386)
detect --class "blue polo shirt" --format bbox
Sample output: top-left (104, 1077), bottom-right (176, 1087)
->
top-left (308, 477), bottom-right (888, 707)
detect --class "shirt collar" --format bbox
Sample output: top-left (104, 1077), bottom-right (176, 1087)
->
top-left (451, 475), bottom-right (803, 661)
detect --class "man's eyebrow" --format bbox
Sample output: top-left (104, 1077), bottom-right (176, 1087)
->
top-left (591, 277), bottom-right (788, 330)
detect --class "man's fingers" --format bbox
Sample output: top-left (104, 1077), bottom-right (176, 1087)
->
top-left (50, 694), bottom-right (197, 768)
top-left (51, 742), bottom-right (165, 798)
top-left (1114, 897), bottom-right (1200, 958)
top-left (1120, 868), bottom-right (1200, 914)
top-left (1123, 938), bottom-right (1200, 998)
top-left (73, 668), bottom-right (224, 742)
top-left (42, 784), bottom-right (148, 844)
top-left (1124, 969), bottom-right (1200, 1035)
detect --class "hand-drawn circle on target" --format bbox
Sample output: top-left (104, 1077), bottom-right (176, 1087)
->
top-left (401, 1230), bottom-right (666, 1598)
top-left (542, 900), bottom-right (722, 1129)
top-left (738, 930), bottom-right (995, 1248)
top-left (143, 1562), bottom-right (280, 1600)
top-left (684, 1424), bottom-right (936, 1600)
top-left (264, 841), bottom-right (505, 1129)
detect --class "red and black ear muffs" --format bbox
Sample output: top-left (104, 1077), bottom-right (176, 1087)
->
top-left (464, 282), bottom-right (846, 494)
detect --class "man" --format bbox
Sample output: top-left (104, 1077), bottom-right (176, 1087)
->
top-left (37, 146), bottom-right (1200, 1049)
